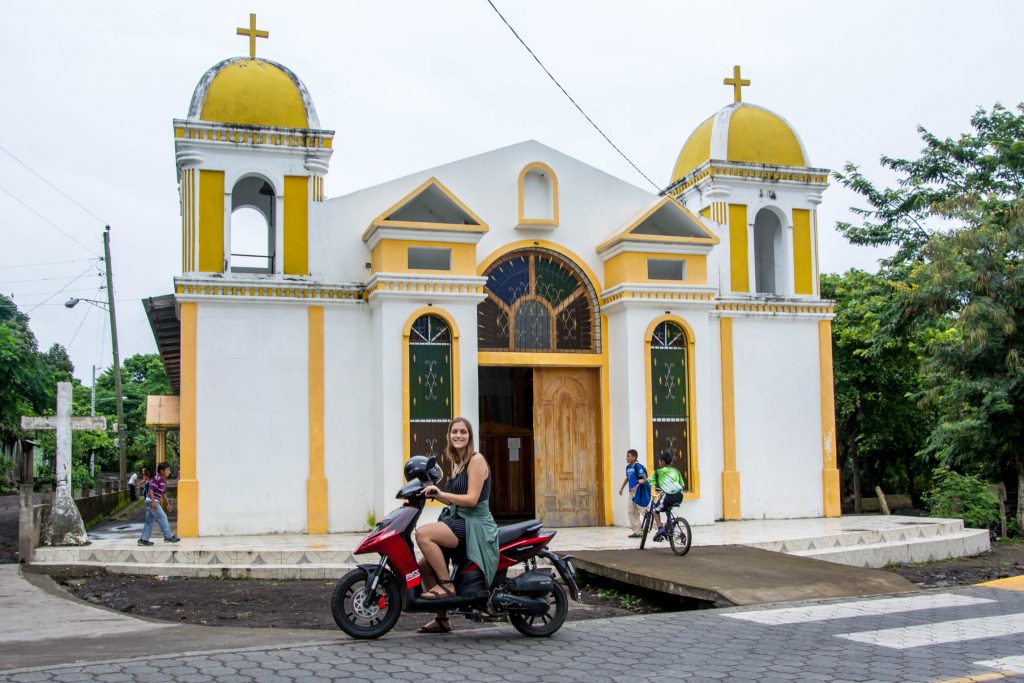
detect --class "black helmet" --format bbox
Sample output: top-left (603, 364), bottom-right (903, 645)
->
top-left (404, 455), bottom-right (443, 484)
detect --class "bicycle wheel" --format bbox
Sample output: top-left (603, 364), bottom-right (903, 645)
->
top-left (639, 511), bottom-right (653, 549)
top-left (668, 517), bottom-right (692, 556)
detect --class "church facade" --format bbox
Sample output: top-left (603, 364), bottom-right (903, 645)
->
top-left (162, 37), bottom-right (839, 536)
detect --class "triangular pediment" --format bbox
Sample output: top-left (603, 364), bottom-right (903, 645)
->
top-left (596, 196), bottom-right (718, 253)
top-left (363, 177), bottom-right (488, 242)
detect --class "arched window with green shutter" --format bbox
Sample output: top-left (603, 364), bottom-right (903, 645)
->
top-left (409, 314), bottom-right (453, 476)
top-left (650, 320), bottom-right (690, 489)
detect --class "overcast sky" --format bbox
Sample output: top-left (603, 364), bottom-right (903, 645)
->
top-left (2, 1), bottom-right (1020, 385)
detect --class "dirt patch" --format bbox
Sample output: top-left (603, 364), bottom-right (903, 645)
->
top-left (884, 537), bottom-right (1024, 588)
top-left (56, 574), bottom-right (672, 633)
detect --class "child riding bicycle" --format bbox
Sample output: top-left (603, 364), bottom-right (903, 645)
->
top-left (640, 451), bottom-right (685, 542)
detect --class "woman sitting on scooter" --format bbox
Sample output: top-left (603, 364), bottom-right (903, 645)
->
top-left (415, 416), bottom-right (499, 633)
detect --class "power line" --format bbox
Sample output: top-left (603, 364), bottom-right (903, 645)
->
top-left (484, 0), bottom-right (662, 192)
top-left (0, 272), bottom-right (102, 285)
top-left (0, 184), bottom-right (101, 257)
top-left (0, 257), bottom-right (101, 269)
top-left (0, 144), bottom-right (107, 225)
top-left (26, 262), bottom-right (99, 313)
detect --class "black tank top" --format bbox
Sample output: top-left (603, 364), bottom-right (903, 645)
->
top-left (445, 456), bottom-right (491, 502)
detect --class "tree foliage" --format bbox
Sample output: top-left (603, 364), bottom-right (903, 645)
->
top-left (835, 103), bottom-right (1024, 527)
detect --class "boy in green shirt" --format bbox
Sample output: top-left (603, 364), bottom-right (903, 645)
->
top-left (640, 451), bottom-right (685, 542)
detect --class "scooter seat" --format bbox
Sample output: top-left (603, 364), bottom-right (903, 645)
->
top-left (498, 519), bottom-right (542, 545)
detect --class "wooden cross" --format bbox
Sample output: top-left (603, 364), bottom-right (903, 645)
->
top-left (22, 382), bottom-right (106, 496)
top-left (236, 13), bottom-right (269, 59)
top-left (723, 65), bottom-right (751, 103)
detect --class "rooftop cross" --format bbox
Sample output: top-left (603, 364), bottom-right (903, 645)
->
top-left (723, 65), bottom-right (751, 103)
top-left (236, 13), bottom-right (269, 59)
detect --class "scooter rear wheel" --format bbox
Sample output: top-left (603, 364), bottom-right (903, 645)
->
top-left (331, 567), bottom-right (402, 639)
top-left (509, 580), bottom-right (568, 637)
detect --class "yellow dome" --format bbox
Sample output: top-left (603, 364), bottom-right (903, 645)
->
top-left (187, 58), bottom-right (319, 129)
top-left (671, 103), bottom-right (807, 183)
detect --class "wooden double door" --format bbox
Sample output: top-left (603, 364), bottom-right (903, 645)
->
top-left (484, 367), bottom-right (602, 527)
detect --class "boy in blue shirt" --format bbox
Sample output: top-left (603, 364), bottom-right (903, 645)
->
top-left (639, 451), bottom-right (685, 542)
top-left (618, 449), bottom-right (651, 538)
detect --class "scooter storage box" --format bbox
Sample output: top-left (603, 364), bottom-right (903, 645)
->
top-left (507, 569), bottom-right (554, 596)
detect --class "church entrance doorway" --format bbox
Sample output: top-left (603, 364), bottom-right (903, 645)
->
top-left (479, 366), bottom-right (602, 526)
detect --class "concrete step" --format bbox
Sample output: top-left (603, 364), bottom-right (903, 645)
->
top-left (32, 546), bottom-right (357, 566)
top-left (742, 519), bottom-right (965, 554)
top-left (791, 528), bottom-right (991, 568)
top-left (32, 560), bottom-right (359, 579)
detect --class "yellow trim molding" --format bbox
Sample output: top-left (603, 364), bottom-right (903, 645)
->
top-left (517, 161), bottom-right (559, 226)
top-left (719, 317), bottom-right (740, 519)
top-left (307, 306), bottom-right (328, 534)
top-left (178, 302), bottom-right (199, 537)
top-left (792, 208), bottom-right (813, 295)
top-left (595, 196), bottom-right (718, 254)
top-left (477, 351), bottom-right (603, 367)
top-left (175, 123), bottom-right (334, 150)
top-left (198, 170), bottom-right (225, 272)
top-left (643, 315), bottom-right (700, 500)
top-left (284, 175), bottom-right (309, 275)
top-left (603, 252), bottom-right (708, 288)
top-left (819, 320), bottom-right (841, 517)
top-left (728, 204), bottom-right (749, 293)
top-left (362, 176), bottom-right (489, 242)
top-left (401, 307), bottom-right (462, 465)
top-left (370, 239), bottom-right (477, 276)
top-left (599, 312), bottom-right (613, 525)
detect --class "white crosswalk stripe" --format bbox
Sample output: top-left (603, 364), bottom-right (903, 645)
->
top-left (977, 656), bottom-right (1024, 674)
top-left (723, 593), bottom-right (993, 625)
top-left (836, 613), bottom-right (1024, 649)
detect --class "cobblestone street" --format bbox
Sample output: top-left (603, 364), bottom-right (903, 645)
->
top-left (4, 585), bottom-right (1024, 682)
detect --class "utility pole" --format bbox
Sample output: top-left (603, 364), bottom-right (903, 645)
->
top-left (103, 226), bottom-right (127, 490)
top-left (89, 365), bottom-right (96, 477)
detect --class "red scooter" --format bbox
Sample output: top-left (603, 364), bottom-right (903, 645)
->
top-left (331, 455), bottom-right (581, 639)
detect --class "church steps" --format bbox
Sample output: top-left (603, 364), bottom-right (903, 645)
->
top-left (30, 560), bottom-right (358, 580)
top-left (741, 520), bottom-right (966, 554)
top-left (789, 528), bottom-right (991, 569)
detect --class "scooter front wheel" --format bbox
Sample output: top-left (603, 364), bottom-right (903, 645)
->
top-left (331, 567), bottom-right (402, 639)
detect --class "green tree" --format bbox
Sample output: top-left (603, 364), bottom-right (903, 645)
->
top-left (835, 103), bottom-right (1024, 529)
top-left (94, 353), bottom-right (174, 467)
top-left (0, 295), bottom-right (50, 440)
top-left (822, 270), bottom-right (932, 510)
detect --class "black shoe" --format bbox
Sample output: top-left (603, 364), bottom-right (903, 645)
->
top-left (138, 539), bottom-right (154, 546)
top-left (164, 536), bottom-right (180, 543)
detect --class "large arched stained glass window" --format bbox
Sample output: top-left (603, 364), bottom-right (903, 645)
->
top-left (478, 249), bottom-right (597, 352)
top-left (650, 321), bottom-right (690, 490)
top-left (409, 314), bottom-right (453, 476)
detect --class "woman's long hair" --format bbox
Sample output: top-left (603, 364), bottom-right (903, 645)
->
top-left (443, 416), bottom-right (476, 471)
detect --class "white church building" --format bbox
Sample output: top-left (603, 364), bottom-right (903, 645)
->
top-left (147, 34), bottom-right (839, 537)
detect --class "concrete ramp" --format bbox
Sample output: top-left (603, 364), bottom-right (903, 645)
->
top-left (570, 545), bottom-right (918, 607)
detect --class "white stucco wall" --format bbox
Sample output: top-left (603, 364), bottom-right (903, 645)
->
top-left (323, 304), bottom-right (374, 531)
top-left (731, 317), bottom-right (823, 518)
top-left (196, 302), bottom-right (310, 535)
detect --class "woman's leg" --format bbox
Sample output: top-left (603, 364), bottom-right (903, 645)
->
top-left (415, 522), bottom-right (459, 587)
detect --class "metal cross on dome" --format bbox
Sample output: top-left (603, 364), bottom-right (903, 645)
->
top-left (723, 65), bottom-right (751, 103)
top-left (236, 13), bottom-right (269, 59)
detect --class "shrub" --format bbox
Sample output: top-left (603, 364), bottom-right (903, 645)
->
top-left (923, 466), bottom-right (1000, 530)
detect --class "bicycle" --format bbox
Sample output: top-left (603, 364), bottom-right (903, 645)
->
top-left (639, 492), bottom-right (692, 555)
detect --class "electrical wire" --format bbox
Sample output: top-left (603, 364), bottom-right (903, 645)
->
top-left (484, 0), bottom-right (662, 192)
top-left (0, 184), bottom-right (100, 257)
top-left (0, 257), bottom-right (100, 269)
top-left (0, 144), bottom-right (107, 225)
top-left (25, 262), bottom-right (100, 313)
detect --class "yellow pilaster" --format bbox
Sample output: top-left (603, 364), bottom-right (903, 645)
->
top-left (792, 209), bottom-right (814, 295)
top-left (307, 306), bottom-right (328, 533)
top-left (819, 320), bottom-right (841, 517)
top-left (728, 204), bottom-right (749, 292)
top-left (284, 175), bottom-right (309, 275)
top-left (178, 302), bottom-right (199, 537)
top-left (720, 317), bottom-right (741, 519)
top-left (198, 170), bottom-right (224, 273)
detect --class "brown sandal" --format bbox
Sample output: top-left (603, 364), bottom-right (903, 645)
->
top-left (417, 616), bottom-right (453, 633)
top-left (420, 580), bottom-right (455, 600)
